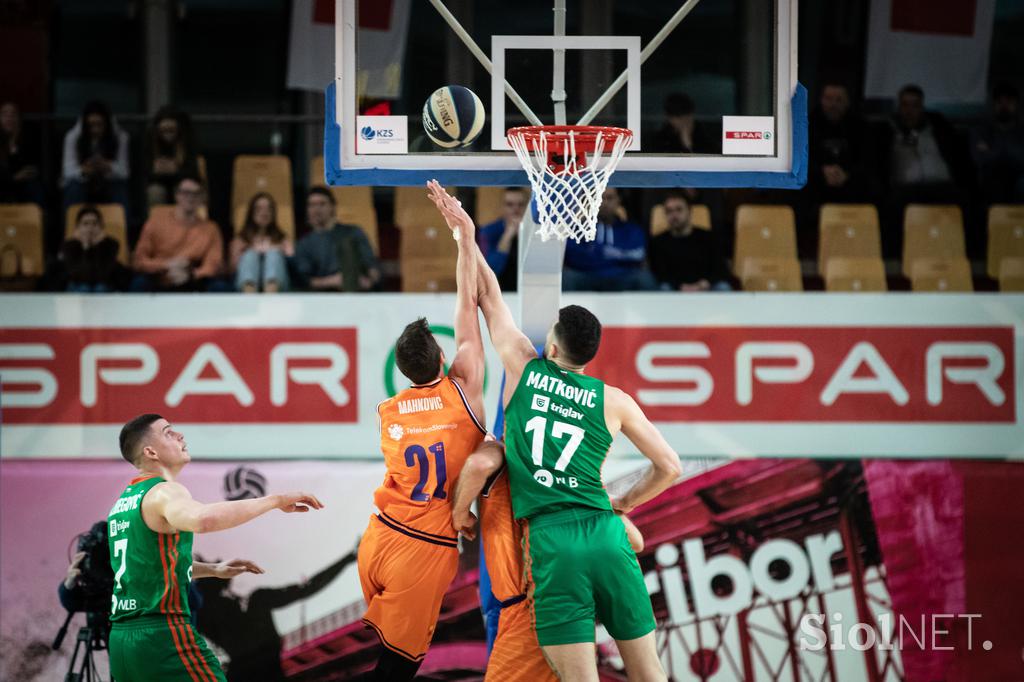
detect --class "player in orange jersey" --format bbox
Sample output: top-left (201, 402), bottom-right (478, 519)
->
top-left (454, 438), bottom-right (645, 682)
top-left (356, 180), bottom-right (487, 681)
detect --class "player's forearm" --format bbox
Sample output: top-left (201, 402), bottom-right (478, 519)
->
top-left (183, 496), bottom-right (281, 533)
top-left (452, 454), bottom-right (499, 518)
top-left (614, 458), bottom-right (682, 514)
top-left (191, 561), bottom-right (218, 579)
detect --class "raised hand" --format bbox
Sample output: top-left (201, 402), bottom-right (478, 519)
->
top-left (275, 491), bottom-right (324, 513)
top-left (212, 558), bottom-right (265, 578)
top-left (426, 179), bottom-right (475, 243)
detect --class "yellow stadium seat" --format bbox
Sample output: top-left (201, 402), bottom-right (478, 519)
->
top-left (739, 257), bottom-right (803, 292)
top-left (401, 257), bottom-right (457, 293)
top-left (64, 203), bottom-right (129, 265)
top-left (0, 204), bottom-right (44, 277)
top-left (824, 257), bottom-right (887, 292)
top-left (910, 257), bottom-right (973, 292)
top-left (986, 204), bottom-right (1024, 279)
top-left (649, 203), bottom-right (712, 236)
top-left (395, 185), bottom-right (459, 233)
top-left (902, 204), bottom-right (965, 277)
top-left (818, 204), bottom-right (882, 275)
top-left (308, 157), bottom-right (379, 254)
top-left (998, 257), bottom-right (1024, 292)
top-left (734, 205), bottom-right (797, 276)
top-left (231, 155), bottom-right (293, 231)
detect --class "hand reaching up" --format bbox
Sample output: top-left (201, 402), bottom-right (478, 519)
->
top-left (426, 180), bottom-right (475, 244)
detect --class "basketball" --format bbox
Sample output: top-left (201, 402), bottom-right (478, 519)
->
top-left (422, 85), bottom-right (485, 149)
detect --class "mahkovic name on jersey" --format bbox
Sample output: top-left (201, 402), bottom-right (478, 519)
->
top-left (524, 370), bottom-right (598, 408)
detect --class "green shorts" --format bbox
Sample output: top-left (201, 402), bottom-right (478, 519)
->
top-left (109, 614), bottom-right (226, 682)
top-left (525, 508), bottom-right (655, 646)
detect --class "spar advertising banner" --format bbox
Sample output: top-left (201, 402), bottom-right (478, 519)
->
top-left (1, 293), bottom-right (1022, 458)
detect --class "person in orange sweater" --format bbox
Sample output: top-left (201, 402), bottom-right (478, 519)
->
top-left (131, 174), bottom-right (224, 291)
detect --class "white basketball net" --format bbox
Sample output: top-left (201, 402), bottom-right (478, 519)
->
top-left (507, 127), bottom-right (633, 243)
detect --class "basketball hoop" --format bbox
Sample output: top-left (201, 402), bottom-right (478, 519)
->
top-left (507, 125), bottom-right (633, 243)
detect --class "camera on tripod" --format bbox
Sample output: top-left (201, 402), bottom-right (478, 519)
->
top-left (54, 521), bottom-right (114, 681)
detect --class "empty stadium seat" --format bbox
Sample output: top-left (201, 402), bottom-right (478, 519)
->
top-left (824, 257), bottom-right (887, 292)
top-left (734, 205), bottom-right (797, 276)
top-left (818, 204), bottom-right (882, 275)
top-left (986, 204), bottom-right (1024, 280)
top-left (64, 203), bottom-right (129, 265)
top-left (910, 257), bottom-right (973, 292)
top-left (739, 257), bottom-right (803, 292)
top-left (308, 157), bottom-right (378, 254)
top-left (902, 204), bottom-right (965, 277)
top-left (231, 155), bottom-right (294, 232)
top-left (395, 185), bottom-right (459, 233)
top-left (401, 257), bottom-right (458, 293)
top-left (649, 203), bottom-right (712, 236)
top-left (998, 257), bottom-right (1024, 292)
top-left (0, 204), bottom-right (44, 278)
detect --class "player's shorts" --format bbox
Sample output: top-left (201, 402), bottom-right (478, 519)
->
top-left (524, 507), bottom-right (655, 646)
top-left (485, 597), bottom-right (558, 682)
top-left (357, 513), bottom-right (460, 661)
top-left (109, 613), bottom-right (226, 682)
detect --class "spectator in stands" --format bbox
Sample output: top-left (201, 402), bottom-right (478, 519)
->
top-left (971, 82), bottom-right (1024, 203)
top-left (879, 84), bottom-right (975, 256)
top-left (61, 100), bottom-right (130, 212)
top-left (652, 92), bottom-right (717, 155)
top-left (58, 205), bottom-right (123, 292)
top-left (145, 106), bottom-right (200, 207)
top-left (808, 80), bottom-right (873, 204)
top-left (0, 101), bottom-right (43, 205)
top-left (649, 191), bottom-right (732, 292)
top-left (294, 187), bottom-right (379, 291)
top-left (230, 192), bottom-right (292, 293)
top-left (562, 187), bottom-right (656, 291)
top-left (477, 187), bottom-right (528, 291)
top-left (130, 175), bottom-right (223, 291)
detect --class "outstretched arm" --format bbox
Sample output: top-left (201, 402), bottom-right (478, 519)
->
top-left (144, 481), bottom-right (323, 534)
top-left (192, 559), bottom-right (265, 580)
top-left (607, 387), bottom-right (682, 514)
top-left (451, 439), bottom-right (505, 540)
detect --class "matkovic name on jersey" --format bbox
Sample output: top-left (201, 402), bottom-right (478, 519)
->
top-left (525, 372), bottom-right (598, 408)
top-left (0, 327), bottom-right (359, 424)
top-left (397, 396), bottom-right (444, 414)
top-left (110, 493), bottom-right (143, 515)
top-left (588, 326), bottom-right (1015, 422)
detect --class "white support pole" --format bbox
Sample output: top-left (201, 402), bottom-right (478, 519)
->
top-left (576, 0), bottom-right (703, 126)
top-left (427, 0), bottom-right (543, 126)
top-left (552, 0), bottom-right (568, 126)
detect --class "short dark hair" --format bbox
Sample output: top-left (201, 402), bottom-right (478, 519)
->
top-left (308, 186), bottom-right (336, 206)
top-left (554, 305), bottom-right (602, 366)
top-left (899, 84), bottom-right (924, 100)
top-left (395, 318), bottom-right (442, 385)
top-left (664, 92), bottom-right (695, 117)
top-left (663, 190), bottom-right (690, 206)
top-left (75, 204), bottom-right (103, 225)
top-left (176, 173), bottom-right (203, 191)
top-left (119, 414), bottom-right (163, 465)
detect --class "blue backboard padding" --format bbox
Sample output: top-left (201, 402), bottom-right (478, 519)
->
top-left (325, 82), bottom-right (808, 189)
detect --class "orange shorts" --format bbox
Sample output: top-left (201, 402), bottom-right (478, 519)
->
top-left (357, 514), bottom-right (459, 661)
top-left (485, 599), bottom-right (558, 682)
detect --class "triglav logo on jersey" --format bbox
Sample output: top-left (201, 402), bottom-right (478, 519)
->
top-left (531, 394), bottom-right (550, 412)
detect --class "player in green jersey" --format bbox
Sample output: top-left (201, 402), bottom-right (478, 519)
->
top-left (430, 186), bottom-right (682, 682)
top-left (108, 413), bottom-right (323, 682)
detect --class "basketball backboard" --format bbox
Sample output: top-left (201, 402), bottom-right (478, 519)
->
top-left (325, 0), bottom-right (804, 188)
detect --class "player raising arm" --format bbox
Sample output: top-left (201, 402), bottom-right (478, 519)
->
top-left (431, 184), bottom-right (681, 682)
top-left (107, 413), bottom-right (322, 682)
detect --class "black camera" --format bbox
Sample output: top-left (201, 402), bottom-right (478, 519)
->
top-left (74, 521), bottom-right (114, 606)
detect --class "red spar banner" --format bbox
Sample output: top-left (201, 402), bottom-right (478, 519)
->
top-left (588, 326), bottom-right (1015, 422)
top-left (0, 328), bottom-right (359, 424)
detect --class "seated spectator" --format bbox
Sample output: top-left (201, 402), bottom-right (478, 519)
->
top-left (649, 191), bottom-right (732, 292)
top-left (652, 92), bottom-right (718, 155)
top-left (477, 187), bottom-right (528, 291)
top-left (61, 100), bottom-right (130, 212)
top-left (563, 187), bottom-right (656, 291)
top-left (294, 187), bottom-right (380, 291)
top-left (971, 82), bottom-right (1024, 203)
top-left (130, 175), bottom-right (223, 292)
top-left (0, 101), bottom-right (44, 205)
top-left (230, 192), bottom-right (293, 293)
top-left (879, 84), bottom-right (976, 255)
top-left (145, 106), bottom-right (199, 207)
top-left (808, 80), bottom-right (873, 204)
top-left (58, 205), bottom-right (123, 292)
